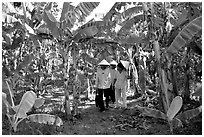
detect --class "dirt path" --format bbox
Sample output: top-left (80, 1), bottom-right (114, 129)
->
top-left (61, 104), bottom-right (171, 135)
top-left (2, 99), bottom-right (201, 135)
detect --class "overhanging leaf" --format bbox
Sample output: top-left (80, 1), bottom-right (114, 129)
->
top-left (73, 26), bottom-right (98, 42)
top-left (28, 114), bottom-right (63, 126)
top-left (118, 6), bottom-right (143, 21)
top-left (167, 16), bottom-right (202, 54)
top-left (167, 96), bottom-right (183, 121)
top-left (117, 13), bottom-right (144, 36)
top-left (13, 91), bottom-right (37, 119)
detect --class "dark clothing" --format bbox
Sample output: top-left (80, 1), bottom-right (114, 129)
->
top-left (97, 88), bottom-right (111, 111)
top-left (110, 84), bottom-right (115, 103)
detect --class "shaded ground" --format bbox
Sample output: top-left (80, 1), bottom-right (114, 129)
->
top-left (2, 98), bottom-right (202, 135)
top-left (2, 88), bottom-right (202, 135)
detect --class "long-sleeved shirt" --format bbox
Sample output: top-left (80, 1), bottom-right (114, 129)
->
top-left (110, 69), bottom-right (117, 85)
top-left (115, 70), bottom-right (128, 89)
top-left (96, 67), bottom-right (111, 89)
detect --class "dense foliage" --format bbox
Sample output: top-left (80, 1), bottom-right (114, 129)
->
top-left (2, 2), bottom-right (202, 135)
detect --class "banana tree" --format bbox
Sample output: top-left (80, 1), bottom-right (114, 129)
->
top-left (2, 85), bottom-right (63, 134)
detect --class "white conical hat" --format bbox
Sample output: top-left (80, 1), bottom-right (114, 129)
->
top-left (120, 60), bottom-right (130, 70)
top-left (110, 60), bottom-right (117, 65)
top-left (98, 59), bottom-right (110, 66)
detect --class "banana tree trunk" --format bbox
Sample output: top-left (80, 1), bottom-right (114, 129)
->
top-left (153, 41), bottom-right (169, 113)
top-left (183, 47), bottom-right (191, 103)
top-left (62, 49), bottom-right (71, 118)
top-left (72, 46), bottom-right (79, 116)
top-left (138, 55), bottom-right (146, 95)
top-left (171, 65), bottom-right (178, 96)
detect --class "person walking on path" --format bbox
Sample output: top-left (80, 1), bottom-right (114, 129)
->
top-left (95, 59), bottom-right (111, 112)
top-left (109, 60), bottom-right (117, 106)
top-left (114, 60), bottom-right (130, 109)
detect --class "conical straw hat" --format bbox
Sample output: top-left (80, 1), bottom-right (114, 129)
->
top-left (110, 60), bottom-right (117, 65)
top-left (98, 59), bottom-right (110, 66)
top-left (120, 60), bottom-right (130, 70)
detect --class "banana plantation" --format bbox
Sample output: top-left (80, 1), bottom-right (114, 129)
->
top-left (2, 2), bottom-right (202, 135)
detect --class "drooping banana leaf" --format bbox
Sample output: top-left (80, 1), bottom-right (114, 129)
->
top-left (176, 106), bottom-right (202, 123)
top-left (136, 105), bottom-right (167, 120)
top-left (12, 91), bottom-right (37, 119)
top-left (74, 2), bottom-right (99, 21)
top-left (118, 6), bottom-right (143, 21)
top-left (78, 21), bottom-right (115, 32)
top-left (167, 16), bottom-right (202, 54)
top-left (167, 96), bottom-right (183, 121)
top-left (43, 10), bottom-right (60, 38)
top-left (60, 2), bottom-right (74, 22)
top-left (28, 114), bottom-right (63, 127)
top-left (73, 26), bottom-right (98, 42)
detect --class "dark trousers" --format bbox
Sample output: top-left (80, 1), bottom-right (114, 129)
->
top-left (98, 88), bottom-right (111, 111)
top-left (110, 85), bottom-right (115, 103)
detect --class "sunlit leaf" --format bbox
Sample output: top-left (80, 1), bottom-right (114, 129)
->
top-left (2, 13), bottom-right (18, 23)
top-left (13, 91), bottom-right (37, 119)
top-left (25, 23), bottom-right (35, 35)
top-left (167, 96), bottom-right (183, 121)
top-left (118, 6), bottom-right (143, 21)
top-left (28, 114), bottom-right (63, 126)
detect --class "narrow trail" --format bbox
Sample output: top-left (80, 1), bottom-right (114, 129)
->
top-left (61, 103), bottom-right (170, 135)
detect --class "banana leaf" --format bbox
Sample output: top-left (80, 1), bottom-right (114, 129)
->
top-left (176, 106), bottom-right (202, 122)
top-left (73, 26), bottom-right (98, 42)
top-left (167, 16), bottom-right (202, 54)
top-left (167, 96), bottom-right (183, 121)
top-left (28, 114), bottom-right (63, 127)
top-left (136, 105), bottom-right (167, 120)
top-left (43, 10), bottom-right (60, 38)
top-left (24, 23), bottom-right (35, 35)
top-left (117, 13), bottom-right (144, 36)
top-left (12, 91), bottom-right (36, 119)
top-left (33, 98), bottom-right (45, 109)
top-left (118, 6), bottom-right (143, 21)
